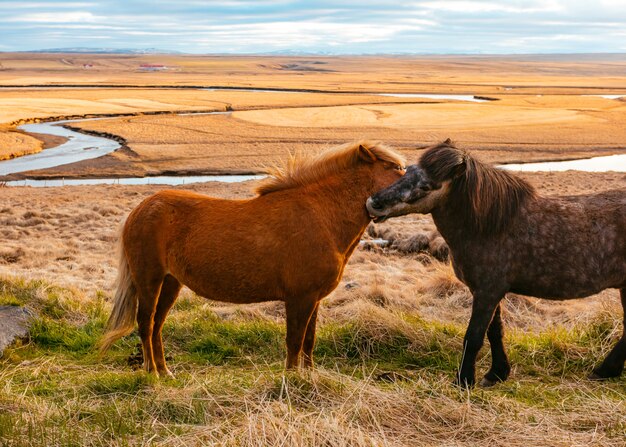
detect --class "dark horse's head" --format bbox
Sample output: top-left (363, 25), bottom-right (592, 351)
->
top-left (366, 140), bottom-right (536, 232)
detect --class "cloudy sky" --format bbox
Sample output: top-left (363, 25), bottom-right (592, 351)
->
top-left (1, 0), bottom-right (625, 54)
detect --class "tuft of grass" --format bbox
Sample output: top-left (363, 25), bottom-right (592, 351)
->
top-left (85, 371), bottom-right (154, 395)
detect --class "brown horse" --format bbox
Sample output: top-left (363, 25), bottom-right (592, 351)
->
top-left (100, 141), bottom-right (405, 376)
top-left (366, 141), bottom-right (626, 387)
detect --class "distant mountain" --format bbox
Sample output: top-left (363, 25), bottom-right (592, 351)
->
top-left (258, 49), bottom-right (340, 56)
top-left (29, 47), bottom-right (184, 55)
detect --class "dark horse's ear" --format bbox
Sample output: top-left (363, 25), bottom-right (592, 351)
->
top-left (357, 144), bottom-right (377, 163)
top-left (451, 152), bottom-right (468, 177)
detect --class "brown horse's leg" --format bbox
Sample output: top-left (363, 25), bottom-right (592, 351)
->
top-left (136, 278), bottom-right (163, 375)
top-left (285, 298), bottom-right (317, 369)
top-left (480, 302), bottom-right (511, 387)
top-left (591, 288), bottom-right (626, 380)
top-left (151, 275), bottom-right (182, 378)
top-left (302, 302), bottom-right (320, 368)
top-left (456, 292), bottom-right (503, 388)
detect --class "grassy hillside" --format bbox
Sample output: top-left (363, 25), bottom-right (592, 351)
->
top-left (0, 276), bottom-right (624, 446)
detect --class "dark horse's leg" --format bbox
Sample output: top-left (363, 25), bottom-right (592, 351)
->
top-left (151, 275), bottom-right (182, 378)
top-left (480, 302), bottom-right (511, 387)
top-left (590, 288), bottom-right (626, 380)
top-left (302, 302), bottom-right (320, 368)
top-left (456, 292), bottom-right (503, 388)
top-left (285, 298), bottom-right (318, 369)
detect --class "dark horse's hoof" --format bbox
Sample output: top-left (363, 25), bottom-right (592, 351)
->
top-left (479, 377), bottom-right (498, 387)
top-left (588, 372), bottom-right (606, 381)
top-left (589, 364), bottom-right (624, 381)
top-left (588, 370), bottom-right (622, 381)
top-left (454, 375), bottom-right (475, 389)
top-left (480, 368), bottom-right (510, 387)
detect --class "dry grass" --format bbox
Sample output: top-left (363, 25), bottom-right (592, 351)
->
top-left (0, 85), bottom-right (415, 173)
top-left (0, 177), bottom-right (623, 446)
top-left (232, 97), bottom-right (626, 162)
top-left (0, 127), bottom-right (43, 160)
top-left (0, 88), bottom-right (417, 125)
top-left (2, 55), bottom-right (626, 180)
top-left (22, 93), bottom-right (626, 180)
top-left (0, 275), bottom-right (624, 447)
top-left (2, 53), bottom-right (626, 93)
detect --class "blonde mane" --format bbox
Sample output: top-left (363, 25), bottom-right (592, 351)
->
top-left (256, 140), bottom-right (406, 195)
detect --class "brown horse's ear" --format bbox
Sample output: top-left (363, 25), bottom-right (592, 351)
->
top-left (357, 144), bottom-right (377, 163)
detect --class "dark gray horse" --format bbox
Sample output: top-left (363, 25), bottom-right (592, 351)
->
top-left (367, 141), bottom-right (626, 387)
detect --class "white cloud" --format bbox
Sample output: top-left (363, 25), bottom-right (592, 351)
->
top-left (0, 2), bottom-right (95, 8)
top-left (417, 1), bottom-right (563, 14)
top-left (0, 0), bottom-right (624, 53)
top-left (186, 21), bottom-right (410, 45)
top-left (6, 12), bottom-right (100, 23)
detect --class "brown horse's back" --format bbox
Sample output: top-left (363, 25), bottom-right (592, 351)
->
top-left (123, 189), bottom-right (344, 304)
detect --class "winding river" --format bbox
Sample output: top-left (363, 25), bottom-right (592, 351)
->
top-left (1, 119), bottom-right (121, 176)
top-left (1, 99), bottom-right (625, 187)
top-left (500, 154), bottom-right (626, 173)
top-left (2, 114), bottom-right (264, 187)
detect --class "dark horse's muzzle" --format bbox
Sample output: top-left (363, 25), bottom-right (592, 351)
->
top-left (367, 165), bottom-right (434, 222)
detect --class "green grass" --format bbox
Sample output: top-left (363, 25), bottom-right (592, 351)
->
top-left (0, 277), bottom-right (625, 446)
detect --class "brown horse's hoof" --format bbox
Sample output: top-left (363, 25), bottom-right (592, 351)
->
top-left (159, 368), bottom-right (175, 379)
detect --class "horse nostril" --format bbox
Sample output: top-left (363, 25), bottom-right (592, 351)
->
top-left (366, 197), bottom-right (384, 212)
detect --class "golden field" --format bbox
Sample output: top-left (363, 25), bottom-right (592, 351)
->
top-left (1, 54), bottom-right (625, 178)
top-left (52, 93), bottom-right (626, 179)
top-left (0, 87), bottom-right (415, 162)
top-left (2, 53), bottom-right (626, 94)
top-left (0, 55), bottom-right (625, 446)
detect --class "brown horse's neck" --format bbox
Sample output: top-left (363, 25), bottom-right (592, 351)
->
top-left (307, 168), bottom-right (373, 254)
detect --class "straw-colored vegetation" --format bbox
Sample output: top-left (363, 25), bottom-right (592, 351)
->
top-left (2, 54), bottom-right (626, 179)
top-left (2, 53), bottom-right (626, 93)
top-left (1, 173), bottom-right (625, 446)
top-left (0, 173), bottom-right (626, 446)
top-left (16, 93), bottom-right (626, 180)
top-left (0, 127), bottom-right (43, 160)
top-left (0, 270), bottom-right (624, 447)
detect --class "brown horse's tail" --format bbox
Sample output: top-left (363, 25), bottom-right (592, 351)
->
top-left (99, 232), bottom-right (138, 354)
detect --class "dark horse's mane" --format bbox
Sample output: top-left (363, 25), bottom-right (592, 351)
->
top-left (420, 140), bottom-right (536, 233)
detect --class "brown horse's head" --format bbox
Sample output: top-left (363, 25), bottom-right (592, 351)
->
top-left (355, 142), bottom-right (407, 193)
top-left (256, 140), bottom-right (406, 197)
